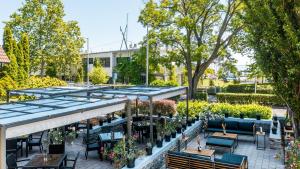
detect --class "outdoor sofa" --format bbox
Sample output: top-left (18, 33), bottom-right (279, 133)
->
top-left (205, 136), bottom-right (236, 153)
top-left (204, 119), bottom-right (256, 143)
top-left (166, 151), bottom-right (248, 169)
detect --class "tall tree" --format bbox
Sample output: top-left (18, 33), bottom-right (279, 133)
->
top-left (139, 0), bottom-right (243, 98)
top-left (6, 0), bottom-right (84, 76)
top-left (244, 0), bottom-right (300, 136)
top-left (21, 33), bottom-right (30, 76)
top-left (2, 26), bottom-right (18, 80)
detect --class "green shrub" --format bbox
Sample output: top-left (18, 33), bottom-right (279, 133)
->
top-left (150, 79), bottom-right (179, 87)
top-left (224, 84), bottom-right (273, 94)
top-left (177, 101), bottom-right (272, 119)
top-left (89, 66), bottom-right (109, 84)
top-left (19, 76), bottom-right (67, 88)
top-left (194, 92), bottom-right (208, 101)
top-left (216, 93), bottom-right (284, 105)
top-left (177, 101), bottom-right (208, 118)
top-left (0, 76), bottom-right (18, 99)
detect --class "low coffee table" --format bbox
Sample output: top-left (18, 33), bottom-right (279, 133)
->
top-left (184, 148), bottom-right (215, 159)
top-left (212, 132), bottom-right (238, 148)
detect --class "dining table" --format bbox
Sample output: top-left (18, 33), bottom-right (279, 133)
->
top-left (24, 154), bottom-right (66, 169)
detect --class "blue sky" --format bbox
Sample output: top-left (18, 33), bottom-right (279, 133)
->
top-left (0, 0), bottom-right (146, 52)
top-left (0, 0), bottom-right (250, 66)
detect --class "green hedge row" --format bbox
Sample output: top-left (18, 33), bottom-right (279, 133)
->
top-left (194, 92), bottom-right (208, 101)
top-left (177, 101), bottom-right (272, 119)
top-left (0, 76), bottom-right (67, 100)
top-left (150, 79), bottom-right (179, 87)
top-left (216, 93), bottom-right (284, 106)
top-left (223, 84), bottom-right (273, 94)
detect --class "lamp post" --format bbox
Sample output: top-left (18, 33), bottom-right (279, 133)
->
top-left (146, 25), bottom-right (149, 86)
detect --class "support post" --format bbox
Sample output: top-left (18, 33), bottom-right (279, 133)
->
top-left (6, 90), bottom-right (10, 103)
top-left (135, 98), bottom-right (138, 117)
top-left (87, 119), bottom-right (90, 143)
top-left (126, 101), bottom-right (132, 140)
top-left (0, 127), bottom-right (6, 169)
top-left (149, 97), bottom-right (154, 145)
top-left (186, 87), bottom-right (189, 123)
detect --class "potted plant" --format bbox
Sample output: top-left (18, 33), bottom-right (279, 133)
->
top-left (107, 114), bottom-right (112, 123)
top-left (99, 119), bottom-right (103, 126)
top-left (164, 123), bottom-right (172, 142)
top-left (273, 115), bottom-right (278, 121)
top-left (272, 126), bottom-right (277, 134)
top-left (285, 118), bottom-right (293, 130)
top-left (127, 149), bottom-right (136, 168)
top-left (273, 120), bottom-right (278, 127)
top-left (224, 113), bottom-right (229, 118)
top-left (156, 135), bottom-right (163, 147)
top-left (145, 142), bottom-right (152, 155)
top-left (256, 114), bottom-right (261, 120)
top-left (191, 116), bottom-right (196, 123)
top-left (48, 129), bottom-right (65, 154)
top-left (176, 122), bottom-right (182, 134)
top-left (171, 123), bottom-right (176, 138)
top-left (240, 113), bottom-right (244, 119)
top-left (181, 119), bottom-right (187, 130)
top-left (65, 130), bottom-right (76, 145)
top-left (195, 114), bottom-right (200, 121)
top-left (187, 118), bottom-right (192, 126)
top-left (169, 113), bottom-right (173, 118)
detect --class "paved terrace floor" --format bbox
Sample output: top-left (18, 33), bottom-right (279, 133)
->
top-left (187, 133), bottom-right (285, 169)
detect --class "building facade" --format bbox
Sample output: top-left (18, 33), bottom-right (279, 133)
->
top-left (81, 48), bottom-right (139, 77)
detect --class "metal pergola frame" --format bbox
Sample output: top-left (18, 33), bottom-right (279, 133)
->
top-left (7, 85), bottom-right (111, 102)
top-left (89, 86), bottom-right (189, 145)
top-left (0, 95), bottom-right (130, 168)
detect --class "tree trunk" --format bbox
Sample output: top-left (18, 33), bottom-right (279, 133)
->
top-left (40, 58), bottom-right (45, 77)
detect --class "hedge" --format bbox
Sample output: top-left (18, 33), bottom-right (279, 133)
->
top-left (177, 101), bottom-right (272, 119)
top-left (194, 92), bottom-right (208, 101)
top-left (0, 76), bottom-right (67, 100)
top-left (150, 79), bottom-right (179, 87)
top-left (216, 93), bottom-right (284, 106)
top-left (223, 84), bottom-right (273, 94)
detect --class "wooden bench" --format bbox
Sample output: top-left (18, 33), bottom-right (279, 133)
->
top-left (166, 151), bottom-right (247, 169)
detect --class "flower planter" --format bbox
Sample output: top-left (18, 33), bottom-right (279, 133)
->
top-left (122, 113), bottom-right (126, 118)
top-left (225, 113), bottom-right (229, 118)
top-left (146, 147), bottom-right (152, 155)
top-left (99, 120), bottom-right (103, 126)
top-left (49, 144), bottom-right (65, 154)
top-left (158, 113), bottom-right (162, 117)
top-left (196, 115), bottom-right (200, 121)
top-left (171, 132), bottom-right (176, 138)
top-left (127, 158), bottom-right (135, 168)
top-left (169, 113), bottom-right (173, 119)
top-left (273, 116), bottom-right (278, 121)
top-left (165, 135), bottom-right (171, 142)
top-left (182, 124), bottom-right (187, 130)
top-left (156, 140), bottom-right (163, 147)
top-left (176, 127), bottom-right (182, 134)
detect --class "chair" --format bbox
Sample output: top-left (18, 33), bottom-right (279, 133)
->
top-left (26, 131), bottom-right (44, 157)
top-left (61, 152), bottom-right (80, 169)
top-left (85, 136), bottom-right (100, 159)
top-left (6, 154), bottom-right (29, 169)
top-left (6, 139), bottom-right (22, 159)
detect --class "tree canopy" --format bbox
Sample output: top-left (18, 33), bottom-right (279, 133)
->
top-left (244, 0), bottom-right (300, 136)
top-left (139, 0), bottom-right (243, 98)
top-left (6, 0), bottom-right (84, 77)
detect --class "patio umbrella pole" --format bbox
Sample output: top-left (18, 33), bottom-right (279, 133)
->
top-left (149, 97), bottom-right (153, 145)
top-left (126, 101), bottom-right (132, 140)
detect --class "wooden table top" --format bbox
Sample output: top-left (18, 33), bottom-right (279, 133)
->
top-left (184, 148), bottom-right (215, 157)
top-left (212, 132), bottom-right (237, 139)
top-left (24, 154), bottom-right (66, 168)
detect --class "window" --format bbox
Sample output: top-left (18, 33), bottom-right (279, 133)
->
top-left (100, 57), bottom-right (110, 67)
